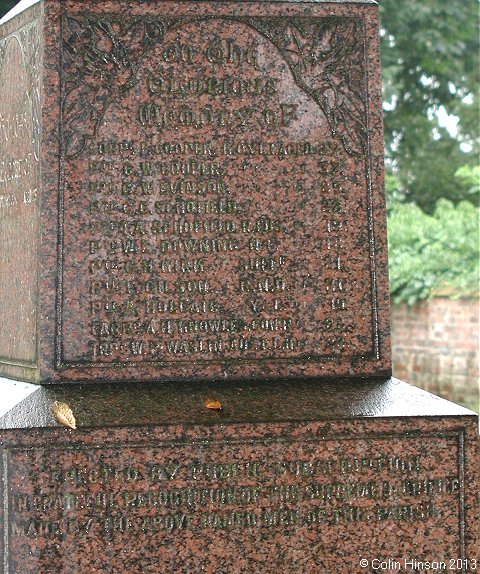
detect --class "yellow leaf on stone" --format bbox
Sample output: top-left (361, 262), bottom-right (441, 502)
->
top-left (52, 401), bottom-right (77, 429)
top-left (204, 398), bottom-right (222, 411)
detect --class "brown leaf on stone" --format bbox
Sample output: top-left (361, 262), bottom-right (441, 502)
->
top-left (52, 401), bottom-right (77, 429)
top-left (204, 398), bottom-right (222, 411)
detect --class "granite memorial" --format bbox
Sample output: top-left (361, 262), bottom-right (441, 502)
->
top-left (0, 0), bottom-right (390, 384)
top-left (0, 1), bottom-right (478, 573)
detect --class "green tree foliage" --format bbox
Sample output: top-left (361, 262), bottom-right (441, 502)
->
top-left (388, 199), bottom-right (479, 304)
top-left (455, 165), bottom-right (480, 197)
top-left (380, 0), bottom-right (479, 212)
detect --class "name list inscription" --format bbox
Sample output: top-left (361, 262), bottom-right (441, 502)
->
top-left (61, 17), bottom-right (375, 366)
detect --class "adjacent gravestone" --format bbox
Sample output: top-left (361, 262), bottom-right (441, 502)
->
top-left (0, 1), bottom-right (478, 573)
top-left (0, 0), bottom-right (390, 384)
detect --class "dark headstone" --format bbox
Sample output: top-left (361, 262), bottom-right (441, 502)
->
top-left (0, 377), bottom-right (478, 572)
top-left (0, 0), bottom-right (390, 384)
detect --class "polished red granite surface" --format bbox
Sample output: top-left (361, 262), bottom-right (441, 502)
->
top-left (0, 378), bottom-right (478, 574)
top-left (1, 0), bottom-right (390, 383)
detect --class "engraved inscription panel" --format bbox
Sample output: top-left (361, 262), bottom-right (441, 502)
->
top-left (59, 14), bottom-right (380, 370)
top-left (4, 432), bottom-right (466, 573)
top-left (0, 20), bottom-right (40, 368)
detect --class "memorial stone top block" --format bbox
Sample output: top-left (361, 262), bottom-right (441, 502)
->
top-left (0, 0), bottom-right (390, 384)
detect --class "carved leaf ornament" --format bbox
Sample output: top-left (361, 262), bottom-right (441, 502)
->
top-left (61, 14), bottom-right (367, 158)
top-left (247, 16), bottom-right (368, 157)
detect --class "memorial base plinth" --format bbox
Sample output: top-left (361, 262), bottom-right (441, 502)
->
top-left (0, 377), bottom-right (478, 574)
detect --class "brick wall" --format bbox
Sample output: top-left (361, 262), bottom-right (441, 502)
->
top-left (391, 298), bottom-right (479, 413)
